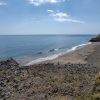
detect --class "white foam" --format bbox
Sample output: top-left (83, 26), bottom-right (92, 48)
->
top-left (67, 42), bottom-right (91, 52)
top-left (25, 53), bottom-right (61, 66)
top-left (25, 42), bottom-right (91, 66)
top-left (54, 48), bottom-right (59, 51)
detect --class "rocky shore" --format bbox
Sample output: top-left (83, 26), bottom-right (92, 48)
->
top-left (0, 36), bottom-right (100, 100)
top-left (0, 58), bottom-right (100, 100)
top-left (89, 34), bottom-right (100, 42)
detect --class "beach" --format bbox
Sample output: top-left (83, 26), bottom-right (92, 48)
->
top-left (0, 0), bottom-right (100, 99)
top-left (0, 35), bottom-right (93, 65)
top-left (0, 39), bottom-right (100, 100)
top-left (29, 42), bottom-right (100, 67)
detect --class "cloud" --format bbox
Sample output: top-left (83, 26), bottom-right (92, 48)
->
top-left (29, 0), bottom-right (64, 6)
top-left (0, 1), bottom-right (7, 6)
top-left (47, 10), bottom-right (84, 23)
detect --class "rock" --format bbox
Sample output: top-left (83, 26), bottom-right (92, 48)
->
top-left (49, 49), bottom-right (55, 52)
top-left (0, 58), bottom-right (100, 100)
top-left (37, 52), bottom-right (42, 54)
top-left (89, 34), bottom-right (100, 42)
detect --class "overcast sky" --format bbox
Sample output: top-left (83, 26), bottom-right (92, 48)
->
top-left (0, 0), bottom-right (100, 35)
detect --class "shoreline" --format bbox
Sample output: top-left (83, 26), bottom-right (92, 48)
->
top-left (26, 42), bottom-right (91, 66)
top-left (0, 37), bottom-right (100, 100)
top-left (43, 42), bottom-right (100, 65)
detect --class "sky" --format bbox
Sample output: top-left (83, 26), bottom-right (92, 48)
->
top-left (0, 0), bottom-right (100, 35)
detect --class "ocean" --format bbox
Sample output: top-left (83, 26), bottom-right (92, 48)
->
top-left (0, 35), bottom-right (94, 65)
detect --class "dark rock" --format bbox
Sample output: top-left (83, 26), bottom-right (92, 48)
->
top-left (89, 34), bottom-right (100, 42)
top-left (49, 49), bottom-right (55, 52)
top-left (37, 52), bottom-right (42, 54)
top-left (0, 58), bottom-right (19, 69)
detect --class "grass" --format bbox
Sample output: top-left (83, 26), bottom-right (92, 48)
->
top-left (76, 73), bottom-right (100, 100)
top-left (95, 77), bottom-right (100, 84)
top-left (92, 93), bottom-right (100, 100)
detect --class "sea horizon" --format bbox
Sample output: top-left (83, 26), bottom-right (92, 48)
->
top-left (0, 34), bottom-right (97, 36)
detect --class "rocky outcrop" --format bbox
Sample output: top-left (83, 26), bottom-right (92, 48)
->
top-left (0, 58), bottom-right (19, 70)
top-left (89, 34), bottom-right (100, 42)
top-left (0, 59), bottom-right (100, 100)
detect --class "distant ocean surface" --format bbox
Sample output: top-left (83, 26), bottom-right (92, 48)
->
top-left (0, 35), bottom-right (94, 65)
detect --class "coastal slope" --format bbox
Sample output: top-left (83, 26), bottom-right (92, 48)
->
top-left (0, 38), bottom-right (100, 100)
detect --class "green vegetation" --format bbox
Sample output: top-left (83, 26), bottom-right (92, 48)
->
top-left (97, 34), bottom-right (100, 38)
top-left (92, 93), bottom-right (100, 100)
top-left (76, 74), bottom-right (100, 100)
top-left (96, 77), bottom-right (100, 84)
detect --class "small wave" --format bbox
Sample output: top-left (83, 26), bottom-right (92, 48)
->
top-left (25, 53), bottom-right (61, 66)
top-left (25, 42), bottom-right (91, 66)
top-left (48, 48), bottom-right (59, 52)
top-left (67, 42), bottom-right (91, 52)
top-left (54, 48), bottom-right (59, 51)
top-left (36, 52), bottom-right (42, 55)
